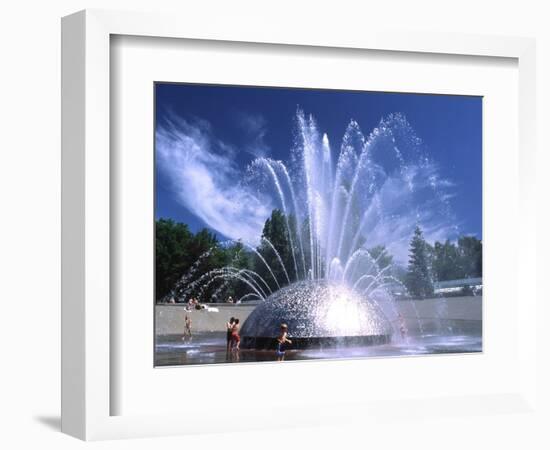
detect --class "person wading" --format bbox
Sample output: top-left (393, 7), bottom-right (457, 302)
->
top-left (276, 323), bottom-right (292, 361)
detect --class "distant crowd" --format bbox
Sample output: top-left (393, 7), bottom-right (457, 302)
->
top-left (166, 295), bottom-right (241, 308)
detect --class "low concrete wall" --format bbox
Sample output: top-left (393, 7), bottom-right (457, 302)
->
top-left (156, 296), bottom-right (482, 336)
top-left (397, 296), bottom-right (481, 320)
top-left (394, 296), bottom-right (482, 335)
top-left (156, 304), bottom-right (256, 335)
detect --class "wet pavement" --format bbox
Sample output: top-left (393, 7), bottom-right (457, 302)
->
top-left (155, 331), bottom-right (482, 366)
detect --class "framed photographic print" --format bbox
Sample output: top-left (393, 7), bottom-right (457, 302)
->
top-left (62, 9), bottom-right (538, 441)
top-left (153, 83), bottom-right (483, 367)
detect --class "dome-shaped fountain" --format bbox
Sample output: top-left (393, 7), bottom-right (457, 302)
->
top-left (240, 281), bottom-right (392, 349)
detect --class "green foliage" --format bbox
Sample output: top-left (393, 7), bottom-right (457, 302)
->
top-left (155, 219), bottom-right (194, 301)
top-left (432, 240), bottom-right (462, 281)
top-left (404, 226), bottom-right (482, 297)
top-left (255, 209), bottom-right (298, 288)
top-left (431, 236), bottom-right (482, 281)
top-left (366, 245), bottom-right (393, 270)
top-left (405, 226), bottom-right (434, 297)
top-left (155, 219), bottom-right (254, 303)
top-left (457, 236), bottom-right (482, 278)
top-left (213, 241), bottom-right (255, 301)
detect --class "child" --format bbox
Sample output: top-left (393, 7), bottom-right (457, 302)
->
top-left (226, 317), bottom-right (235, 352)
top-left (276, 323), bottom-right (292, 361)
top-left (398, 313), bottom-right (407, 341)
top-left (182, 315), bottom-right (192, 340)
top-left (231, 318), bottom-right (241, 351)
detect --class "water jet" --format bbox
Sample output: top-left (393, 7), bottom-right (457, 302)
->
top-left (241, 281), bottom-right (393, 349)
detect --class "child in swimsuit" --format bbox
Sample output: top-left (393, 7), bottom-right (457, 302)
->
top-left (276, 323), bottom-right (292, 361)
top-left (226, 317), bottom-right (235, 352)
top-left (231, 318), bottom-right (241, 351)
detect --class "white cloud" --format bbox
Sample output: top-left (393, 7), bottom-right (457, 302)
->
top-left (156, 114), bottom-right (273, 243)
top-left (236, 112), bottom-right (270, 157)
top-left (351, 163), bottom-right (458, 265)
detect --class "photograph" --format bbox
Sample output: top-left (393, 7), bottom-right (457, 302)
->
top-left (154, 83), bottom-right (483, 366)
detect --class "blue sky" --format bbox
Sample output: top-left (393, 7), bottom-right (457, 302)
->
top-left (155, 83), bottom-right (482, 248)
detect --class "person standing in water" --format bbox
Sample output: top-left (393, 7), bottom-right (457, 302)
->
top-left (397, 313), bottom-right (408, 341)
top-left (226, 317), bottom-right (235, 352)
top-left (276, 323), bottom-right (292, 361)
top-left (230, 318), bottom-right (241, 351)
top-left (182, 315), bottom-right (192, 340)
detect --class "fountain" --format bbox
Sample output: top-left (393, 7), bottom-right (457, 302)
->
top-left (240, 281), bottom-right (392, 349)
top-left (166, 108), bottom-right (458, 352)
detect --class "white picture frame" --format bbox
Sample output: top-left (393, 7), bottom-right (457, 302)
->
top-left (61, 9), bottom-right (538, 441)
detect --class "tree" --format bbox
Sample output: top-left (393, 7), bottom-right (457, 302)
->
top-left (367, 245), bottom-right (393, 271)
top-left (405, 226), bottom-right (434, 297)
top-left (432, 240), bottom-right (463, 281)
top-left (155, 219), bottom-right (194, 301)
top-left (255, 209), bottom-right (296, 289)
top-left (457, 236), bottom-right (482, 278)
top-left (155, 219), bottom-right (257, 303)
top-left (214, 241), bottom-right (255, 302)
top-left (430, 236), bottom-right (482, 282)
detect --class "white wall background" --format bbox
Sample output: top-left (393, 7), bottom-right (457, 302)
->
top-left (0, 1), bottom-right (548, 448)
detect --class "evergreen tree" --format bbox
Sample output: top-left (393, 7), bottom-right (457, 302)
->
top-left (255, 210), bottom-right (296, 289)
top-left (405, 226), bottom-right (434, 297)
